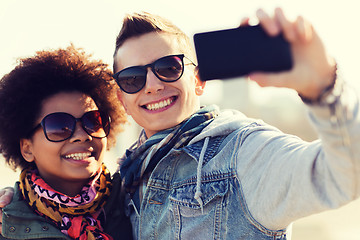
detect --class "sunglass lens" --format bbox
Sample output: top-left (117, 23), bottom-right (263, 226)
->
top-left (117, 67), bottom-right (147, 93)
top-left (155, 56), bottom-right (183, 81)
top-left (43, 113), bottom-right (74, 142)
top-left (82, 111), bottom-right (110, 138)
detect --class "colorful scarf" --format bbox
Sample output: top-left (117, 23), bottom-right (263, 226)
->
top-left (120, 105), bottom-right (218, 209)
top-left (19, 164), bottom-right (113, 240)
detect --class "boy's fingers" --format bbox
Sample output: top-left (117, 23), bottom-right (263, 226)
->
top-left (0, 187), bottom-right (15, 234)
top-left (274, 8), bottom-right (296, 42)
top-left (0, 208), bottom-right (2, 234)
top-left (239, 17), bottom-right (251, 27)
top-left (256, 9), bottom-right (280, 36)
top-left (295, 16), bottom-right (313, 43)
top-left (0, 187), bottom-right (14, 207)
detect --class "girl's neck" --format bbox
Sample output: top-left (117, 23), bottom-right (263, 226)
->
top-left (52, 181), bottom-right (89, 197)
top-left (41, 177), bottom-right (90, 197)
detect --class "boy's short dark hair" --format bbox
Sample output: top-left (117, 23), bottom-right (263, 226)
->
top-left (113, 12), bottom-right (196, 70)
top-left (0, 44), bottom-right (126, 170)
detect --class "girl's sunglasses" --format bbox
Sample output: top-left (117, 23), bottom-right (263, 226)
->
top-left (113, 54), bottom-right (196, 94)
top-left (30, 110), bottom-right (110, 142)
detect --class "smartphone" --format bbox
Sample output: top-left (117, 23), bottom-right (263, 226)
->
top-left (193, 25), bottom-right (293, 81)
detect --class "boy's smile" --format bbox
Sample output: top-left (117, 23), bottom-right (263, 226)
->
top-left (142, 96), bottom-right (177, 112)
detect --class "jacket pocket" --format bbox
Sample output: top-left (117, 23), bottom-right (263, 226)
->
top-left (168, 179), bottom-right (229, 239)
top-left (169, 178), bottom-right (228, 217)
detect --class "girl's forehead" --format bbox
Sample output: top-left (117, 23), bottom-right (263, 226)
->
top-left (39, 92), bottom-right (98, 120)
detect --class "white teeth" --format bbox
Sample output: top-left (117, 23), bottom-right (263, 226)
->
top-left (64, 152), bottom-right (92, 160)
top-left (146, 98), bottom-right (172, 111)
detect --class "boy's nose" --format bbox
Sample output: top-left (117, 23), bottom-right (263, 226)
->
top-left (143, 68), bottom-right (165, 94)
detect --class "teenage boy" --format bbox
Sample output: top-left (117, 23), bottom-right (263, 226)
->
top-left (110, 8), bottom-right (360, 239)
top-left (1, 8), bottom-right (360, 239)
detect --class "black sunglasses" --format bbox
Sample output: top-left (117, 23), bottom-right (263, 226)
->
top-left (30, 110), bottom-right (110, 142)
top-left (113, 54), bottom-right (196, 94)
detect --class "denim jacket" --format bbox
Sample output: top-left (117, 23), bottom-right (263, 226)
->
top-left (126, 124), bottom-right (288, 239)
top-left (126, 80), bottom-right (360, 239)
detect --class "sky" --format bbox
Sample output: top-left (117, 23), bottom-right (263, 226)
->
top-left (0, 0), bottom-right (359, 90)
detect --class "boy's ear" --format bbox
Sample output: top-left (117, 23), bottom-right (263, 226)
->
top-left (20, 139), bottom-right (35, 162)
top-left (116, 89), bottom-right (131, 115)
top-left (194, 68), bottom-right (206, 96)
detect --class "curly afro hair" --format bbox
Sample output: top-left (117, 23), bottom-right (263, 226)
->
top-left (0, 44), bottom-right (126, 170)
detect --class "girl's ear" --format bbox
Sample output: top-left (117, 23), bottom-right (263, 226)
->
top-left (20, 139), bottom-right (35, 162)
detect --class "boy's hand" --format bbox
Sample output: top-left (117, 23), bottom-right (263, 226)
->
top-left (248, 8), bottom-right (336, 101)
top-left (0, 187), bottom-right (14, 234)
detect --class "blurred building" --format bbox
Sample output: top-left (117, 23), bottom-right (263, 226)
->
top-left (201, 78), bottom-right (318, 141)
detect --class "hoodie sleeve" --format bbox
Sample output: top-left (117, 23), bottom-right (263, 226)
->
top-left (235, 78), bottom-right (360, 230)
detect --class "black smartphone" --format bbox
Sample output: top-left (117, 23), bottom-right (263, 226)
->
top-left (193, 25), bottom-right (293, 81)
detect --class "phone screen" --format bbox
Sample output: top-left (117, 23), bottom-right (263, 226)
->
top-left (193, 25), bottom-right (293, 81)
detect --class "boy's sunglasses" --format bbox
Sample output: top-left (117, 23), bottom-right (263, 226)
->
top-left (113, 54), bottom-right (196, 94)
top-left (30, 110), bottom-right (110, 142)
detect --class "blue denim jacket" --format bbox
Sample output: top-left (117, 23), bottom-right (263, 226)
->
top-left (126, 82), bottom-right (360, 240)
top-left (126, 129), bottom-right (288, 239)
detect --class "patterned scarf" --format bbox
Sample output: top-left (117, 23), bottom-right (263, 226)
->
top-left (19, 164), bottom-right (113, 240)
top-left (120, 105), bottom-right (218, 209)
